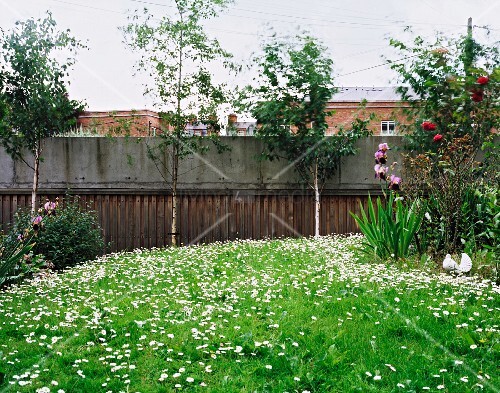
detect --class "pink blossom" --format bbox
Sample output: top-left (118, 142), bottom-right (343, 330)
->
top-left (389, 175), bottom-right (402, 190)
top-left (374, 164), bottom-right (387, 180)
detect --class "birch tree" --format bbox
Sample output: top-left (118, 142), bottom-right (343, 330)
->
top-left (0, 13), bottom-right (84, 213)
top-left (240, 35), bottom-right (371, 237)
top-left (123, 0), bottom-right (233, 246)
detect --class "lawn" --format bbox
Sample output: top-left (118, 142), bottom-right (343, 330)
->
top-left (0, 235), bottom-right (498, 393)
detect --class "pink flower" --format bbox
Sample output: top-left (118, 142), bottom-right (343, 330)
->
top-left (476, 76), bottom-right (489, 85)
top-left (433, 134), bottom-right (443, 142)
top-left (421, 121), bottom-right (437, 131)
top-left (32, 215), bottom-right (43, 231)
top-left (44, 199), bottom-right (58, 216)
top-left (389, 175), bottom-right (401, 190)
top-left (378, 143), bottom-right (390, 152)
top-left (374, 164), bottom-right (387, 180)
top-left (44, 201), bottom-right (56, 210)
top-left (374, 150), bottom-right (387, 164)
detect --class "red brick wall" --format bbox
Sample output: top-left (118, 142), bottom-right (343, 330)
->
top-left (77, 110), bottom-right (163, 136)
top-left (79, 102), bottom-right (413, 137)
top-left (325, 101), bottom-right (410, 135)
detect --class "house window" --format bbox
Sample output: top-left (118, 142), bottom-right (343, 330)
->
top-left (237, 129), bottom-right (245, 136)
top-left (381, 121), bottom-right (396, 135)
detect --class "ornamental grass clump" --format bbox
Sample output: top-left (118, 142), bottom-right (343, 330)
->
top-left (0, 235), bottom-right (37, 288)
top-left (351, 143), bottom-right (423, 261)
top-left (0, 209), bottom-right (49, 288)
top-left (351, 192), bottom-right (424, 261)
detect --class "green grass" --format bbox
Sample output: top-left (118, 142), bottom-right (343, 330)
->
top-left (0, 235), bottom-right (498, 393)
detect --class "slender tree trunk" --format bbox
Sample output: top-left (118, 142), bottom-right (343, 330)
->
top-left (31, 148), bottom-right (40, 215)
top-left (313, 158), bottom-right (320, 237)
top-left (171, 145), bottom-right (179, 246)
top-left (171, 6), bottom-right (184, 247)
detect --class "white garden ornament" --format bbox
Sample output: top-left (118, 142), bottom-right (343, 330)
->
top-left (442, 253), bottom-right (472, 274)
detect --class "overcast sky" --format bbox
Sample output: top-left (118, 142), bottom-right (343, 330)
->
top-left (0, 0), bottom-right (498, 112)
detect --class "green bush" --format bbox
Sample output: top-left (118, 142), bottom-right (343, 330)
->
top-left (416, 185), bottom-right (499, 260)
top-left (459, 186), bottom-right (499, 255)
top-left (7, 198), bottom-right (105, 270)
top-left (350, 193), bottom-right (424, 261)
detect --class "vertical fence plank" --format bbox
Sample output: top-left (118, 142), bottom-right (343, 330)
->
top-left (181, 195), bottom-right (189, 246)
top-left (328, 196), bottom-right (335, 234)
top-left (157, 195), bottom-right (165, 248)
top-left (229, 194), bottom-right (236, 240)
top-left (187, 195), bottom-right (194, 244)
top-left (117, 195), bottom-right (125, 250)
top-left (221, 195), bottom-right (228, 241)
top-left (0, 196), bottom-right (5, 232)
top-left (214, 195), bottom-right (221, 242)
top-left (2, 196), bottom-right (11, 233)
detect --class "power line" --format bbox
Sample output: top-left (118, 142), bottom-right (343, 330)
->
top-left (129, 0), bottom-right (475, 30)
top-left (47, 0), bottom-right (497, 80)
top-left (49, 0), bottom-right (386, 45)
top-left (337, 41), bottom-right (461, 77)
top-left (52, 0), bottom-right (129, 15)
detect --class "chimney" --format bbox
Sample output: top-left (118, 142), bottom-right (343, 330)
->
top-left (228, 113), bottom-right (237, 124)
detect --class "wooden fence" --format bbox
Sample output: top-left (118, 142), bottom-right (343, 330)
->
top-left (0, 192), bottom-right (368, 252)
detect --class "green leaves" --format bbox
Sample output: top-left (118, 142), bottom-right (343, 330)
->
top-left (0, 240), bottom-right (35, 288)
top-left (388, 30), bottom-right (499, 152)
top-left (123, 1), bottom-right (233, 123)
top-left (241, 34), bottom-right (371, 187)
top-left (123, 0), bottom-right (233, 245)
top-left (0, 12), bottom-right (85, 159)
top-left (350, 194), bottom-right (425, 261)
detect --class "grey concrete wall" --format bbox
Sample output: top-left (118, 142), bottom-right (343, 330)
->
top-left (0, 136), bottom-right (404, 194)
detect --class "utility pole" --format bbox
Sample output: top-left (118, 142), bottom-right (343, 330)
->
top-left (464, 17), bottom-right (474, 77)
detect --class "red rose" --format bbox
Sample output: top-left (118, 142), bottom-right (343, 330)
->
top-left (422, 121), bottom-right (437, 131)
top-left (471, 91), bottom-right (484, 102)
top-left (433, 134), bottom-right (443, 143)
top-left (477, 76), bottom-right (489, 85)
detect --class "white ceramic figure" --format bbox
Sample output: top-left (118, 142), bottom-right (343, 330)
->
top-left (443, 253), bottom-right (472, 273)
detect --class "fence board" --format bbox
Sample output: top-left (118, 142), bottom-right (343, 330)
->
top-left (1, 192), bottom-right (370, 251)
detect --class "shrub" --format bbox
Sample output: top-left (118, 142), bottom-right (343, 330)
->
top-left (350, 193), bottom-right (425, 261)
top-left (403, 135), bottom-right (497, 255)
top-left (7, 198), bottom-right (105, 270)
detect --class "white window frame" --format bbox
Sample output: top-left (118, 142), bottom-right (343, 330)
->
top-left (381, 120), bottom-right (396, 135)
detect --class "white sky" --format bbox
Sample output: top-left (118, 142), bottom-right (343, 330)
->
top-left (0, 0), bottom-right (498, 112)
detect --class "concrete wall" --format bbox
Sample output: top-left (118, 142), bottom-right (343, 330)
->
top-left (0, 136), bottom-right (404, 194)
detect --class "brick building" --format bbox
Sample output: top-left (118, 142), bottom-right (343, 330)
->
top-left (326, 87), bottom-right (410, 136)
top-left (226, 113), bottom-right (256, 136)
top-left (77, 109), bottom-right (162, 136)
top-left (77, 87), bottom-right (410, 137)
